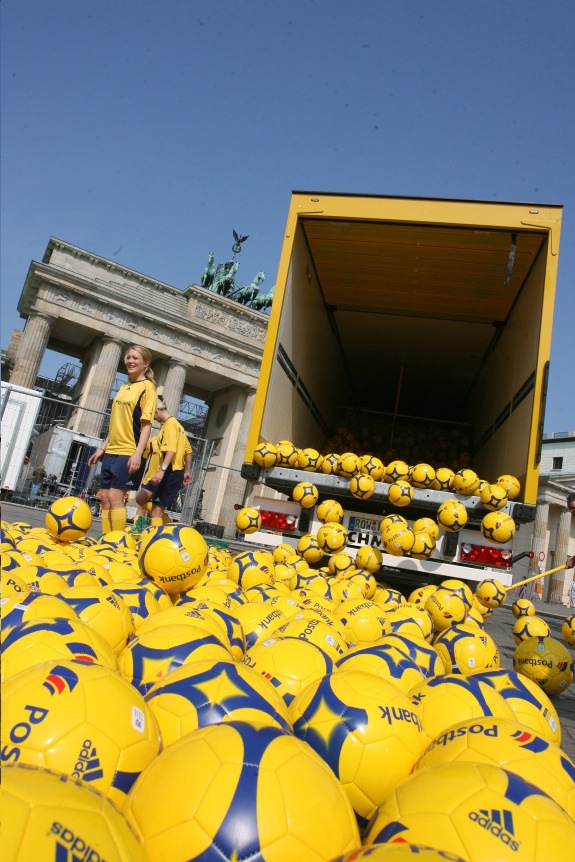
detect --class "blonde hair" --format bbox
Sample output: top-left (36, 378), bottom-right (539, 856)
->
top-left (125, 344), bottom-right (156, 383)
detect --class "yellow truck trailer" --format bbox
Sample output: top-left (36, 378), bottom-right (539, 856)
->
top-left (241, 192), bottom-right (562, 587)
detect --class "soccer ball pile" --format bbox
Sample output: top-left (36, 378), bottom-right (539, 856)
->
top-left (3, 499), bottom-right (575, 861)
top-left (250, 439), bottom-right (521, 561)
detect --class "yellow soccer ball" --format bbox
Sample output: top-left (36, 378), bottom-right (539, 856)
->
top-left (275, 439), bottom-right (300, 467)
top-left (412, 517), bottom-right (440, 539)
top-left (359, 454), bottom-right (385, 480)
top-left (98, 531), bottom-right (138, 551)
top-left (349, 473), bottom-right (376, 499)
top-left (497, 473), bottom-right (521, 500)
top-left (1, 592), bottom-right (78, 644)
top-left (385, 526), bottom-right (416, 557)
top-left (145, 659), bottom-right (292, 747)
top-left (292, 481), bottom-right (319, 508)
top-left (2, 763), bottom-right (147, 861)
top-left (473, 668), bottom-right (563, 746)
top-left (138, 524), bottom-right (209, 594)
top-left (337, 452), bottom-right (360, 478)
top-left (337, 598), bottom-right (391, 645)
top-left (118, 624), bottom-right (232, 695)
top-left (296, 533), bottom-right (324, 563)
top-left (58, 584), bottom-right (135, 655)
top-left (243, 636), bottom-right (335, 705)
top-left (380, 513), bottom-right (408, 537)
top-left (475, 577), bottom-right (506, 609)
top-left (354, 545), bottom-right (383, 573)
top-left (440, 578), bottom-right (474, 609)
top-left (451, 468), bottom-right (480, 496)
top-left (336, 643), bottom-right (426, 695)
top-left (252, 441), bottom-right (278, 468)
top-left (123, 721), bottom-right (360, 862)
top-left (409, 674), bottom-right (515, 741)
top-left (317, 522), bottom-right (349, 553)
top-left (273, 613), bottom-right (347, 662)
top-left (424, 587), bottom-right (467, 633)
top-left (364, 761), bottom-right (575, 857)
top-left (409, 531), bottom-right (437, 560)
top-left (378, 633), bottom-right (447, 679)
top-left (513, 636), bottom-right (574, 696)
top-left (385, 460), bottom-right (410, 484)
top-left (433, 622), bottom-right (500, 674)
top-left (2, 659), bottom-right (160, 806)
top-left (480, 482), bottom-right (509, 511)
top-left (410, 463), bottom-right (436, 489)
top-left (387, 480), bottom-right (414, 508)
top-left (319, 452), bottom-right (340, 474)
top-left (432, 466), bottom-right (455, 491)
top-left (45, 496), bottom-right (92, 542)
top-left (316, 498), bottom-right (344, 523)
top-left (562, 614), bottom-right (575, 648)
top-left (290, 670), bottom-right (427, 825)
top-left (512, 615), bottom-right (551, 644)
top-left (1, 617), bottom-right (119, 682)
top-left (414, 715), bottom-right (575, 819)
top-left (481, 511), bottom-right (516, 544)
top-left (512, 597), bottom-right (536, 618)
top-left (436, 499), bottom-right (468, 531)
top-left (234, 506), bottom-right (262, 534)
top-left (297, 447), bottom-right (324, 471)
top-left (226, 548), bottom-right (275, 591)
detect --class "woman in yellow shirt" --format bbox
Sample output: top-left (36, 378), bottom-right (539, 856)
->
top-left (87, 344), bottom-right (157, 534)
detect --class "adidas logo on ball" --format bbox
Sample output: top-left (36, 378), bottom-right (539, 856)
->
top-left (468, 808), bottom-right (519, 851)
top-left (52, 822), bottom-right (107, 862)
top-left (72, 739), bottom-right (104, 782)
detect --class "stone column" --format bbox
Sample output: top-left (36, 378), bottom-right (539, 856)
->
top-left (72, 337), bottom-right (124, 437)
top-left (528, 501), bottom-right (549, 601)
top-left (218, 388), bottom-right (257, 538)
top-left (161, 361), bottom-right (187, 416)
top-left (549, 509), bottom-right (572, 604)
top-left (10, 312), bottom-right (54, 388)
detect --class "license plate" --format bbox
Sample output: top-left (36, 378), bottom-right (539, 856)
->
top-left (347, 515), bottom-right (380, 533)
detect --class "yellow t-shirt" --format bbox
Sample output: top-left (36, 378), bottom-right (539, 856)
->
top-left (143, 416), bottom-right (192, 481)
top-left (106, 379), bottom-right (157, 455)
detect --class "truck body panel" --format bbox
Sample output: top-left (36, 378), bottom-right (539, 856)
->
top-left (242, 193), bottom-right (562, 584)
top-left (1, 384), bottom-right (44, 492)
top-left (29, 425), bottom-right (102, 494)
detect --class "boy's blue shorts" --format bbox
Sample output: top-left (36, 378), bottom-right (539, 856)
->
top-left (141, 468), bottom-right (184, 509)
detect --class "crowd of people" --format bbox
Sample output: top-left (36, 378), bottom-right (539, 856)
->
top-left (87, 344), bottom-right (192, 536)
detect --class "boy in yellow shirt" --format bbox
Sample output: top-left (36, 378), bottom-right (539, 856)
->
top-left (131, 395), bottom-right (192, 532)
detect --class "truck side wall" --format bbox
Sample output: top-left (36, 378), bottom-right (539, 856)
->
top-left (470, 244), bottom-right (548, 501)
top-left (1, 385), bottom-right (43, 491)
top-left (260, 223), bottom-right (349, 449)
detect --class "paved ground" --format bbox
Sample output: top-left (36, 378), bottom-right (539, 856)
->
top-left (3, 500), bottom-right (574, 762)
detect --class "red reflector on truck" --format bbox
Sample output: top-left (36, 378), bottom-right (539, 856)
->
top-left (460, 543), bottom-right (512, 568)
top-left (260, 510), bottom-right (297, 532)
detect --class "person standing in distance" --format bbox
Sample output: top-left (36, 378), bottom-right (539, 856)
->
top-left (87, 344), bottom-right (157, 534)
top-left (565, 492), bottom-right (575, 608)
top-left (131, 395), bottom-right (192, 533)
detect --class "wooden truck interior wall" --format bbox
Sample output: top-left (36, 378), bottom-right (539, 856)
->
top-left (470, 242), bottom-right (548, 501)
top-left (261, 222), bottom-right (350, 449)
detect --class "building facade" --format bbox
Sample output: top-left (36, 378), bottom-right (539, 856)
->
top-left (6, 238), bottom-right (268, 536)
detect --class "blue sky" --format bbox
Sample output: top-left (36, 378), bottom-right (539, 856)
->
top-left (1, 0), bottom-right (574, 432)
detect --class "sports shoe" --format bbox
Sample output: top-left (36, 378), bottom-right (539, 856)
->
top-left (129, 515), bottom-right (150, 535)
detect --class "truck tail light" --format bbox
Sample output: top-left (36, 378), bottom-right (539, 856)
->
top-left (233, 503), bottom-right (297, 532)
top-left (460, 543), bottom-right (513, 568)
top-left (260, 510), bottom-right (297, 532)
